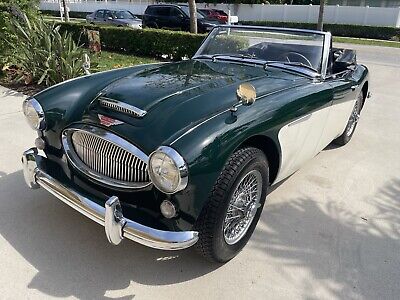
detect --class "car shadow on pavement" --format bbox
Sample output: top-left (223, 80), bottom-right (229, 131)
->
top-left (0, 171), bottom-right (220, 299)
top-left (252, 177), bottom-right (400, 299)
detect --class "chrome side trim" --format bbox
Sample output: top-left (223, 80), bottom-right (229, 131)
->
top-left (288, 113), bottom-right (312, 126)
top-left (62, 125), bottom-right (151, 190)
top-left (99, 97), bottom-right (147, 118)
top-left (21, 148), bottom-right (199, 250)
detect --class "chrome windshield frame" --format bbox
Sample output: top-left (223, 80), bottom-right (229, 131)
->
top-left (193, 25), bottom-right (332, 80)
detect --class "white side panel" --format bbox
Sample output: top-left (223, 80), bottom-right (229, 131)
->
top-left (274, 98), bottom-right (356, 184)
top-left (274, 106), bottom-right (330, 183)
top-left (317, 98), bottom-right (356, 151)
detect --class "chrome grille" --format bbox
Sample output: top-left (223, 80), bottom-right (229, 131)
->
top-left (99, 97), bottom-right (147, 118)
top-left (63, 126), bottom-right (150, 189)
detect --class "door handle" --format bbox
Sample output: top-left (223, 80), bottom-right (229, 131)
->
top-left (351, 85), bottom-right (358, 91)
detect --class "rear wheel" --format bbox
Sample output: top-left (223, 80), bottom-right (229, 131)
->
top-left (195, 147), bottom-right (269, 263)
top-left (334, 91), bottom-right (363, 146)
top-left (149, 22), bottom-right (158, 29)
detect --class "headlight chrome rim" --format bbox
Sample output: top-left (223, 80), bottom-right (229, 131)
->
top-left (148, 146), bottom-right (188, 194)
top-left (22, 97), bottom-right (46, 130)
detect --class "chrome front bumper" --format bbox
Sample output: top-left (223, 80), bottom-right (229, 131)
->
top-left (21, 148), bottom-right (198, 250)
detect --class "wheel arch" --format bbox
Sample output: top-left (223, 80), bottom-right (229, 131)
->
top-left (238, 135), bottom-right (280, 184)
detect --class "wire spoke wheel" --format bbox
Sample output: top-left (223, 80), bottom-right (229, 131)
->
top-left (346, 94), bottom-right (362, 137)
top-left (223, 169), bottom-right (263, 245)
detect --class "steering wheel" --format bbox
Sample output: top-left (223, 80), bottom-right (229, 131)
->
top-left (280, 51), bottom-right (313, 68)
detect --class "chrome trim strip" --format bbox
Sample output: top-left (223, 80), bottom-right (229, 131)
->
top-left (288, 113), bottom-right (312, 126)
top-left (320, 31), bottom-right (332, 79)
top-left (99, 97), bottom-right (147, 118)
top-left (21, 148), bottom-right (199, 250)
top-left (62, 125), bottom-right (151, 190)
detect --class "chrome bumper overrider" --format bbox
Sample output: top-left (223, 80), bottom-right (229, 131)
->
top-left (21, 148), bottom-right (198, 250)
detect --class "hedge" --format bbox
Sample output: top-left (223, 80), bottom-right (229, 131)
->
top-left (42, 10), bottom-right (91, 19)
top-left (42, 9), bottom-right (142, 19)
top-left (57, 21), bottom-right (399, 62)
top-left (58, 23), bottom-right (206, 60)
top-left (241, 21), bottom-right (400, 40)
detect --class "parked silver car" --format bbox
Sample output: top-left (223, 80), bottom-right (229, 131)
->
top-left (86, 9), bottom-right (142, 29)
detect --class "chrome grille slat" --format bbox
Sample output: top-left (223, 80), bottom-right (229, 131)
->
top-left (65, 127), bottom-right (150, 189)
top-left (99, 97), bottom-right (147, 118)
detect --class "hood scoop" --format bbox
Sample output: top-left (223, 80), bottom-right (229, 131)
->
top-left (99, 96), bottom-right (147, 118)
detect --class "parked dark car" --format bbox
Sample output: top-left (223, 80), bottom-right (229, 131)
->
top-left (199, 8), bottom-right (228, 23)
top-left (143, 4), bottom-right (220, 32)
top-left (22, 26), bottom-right (369, 263)
top-left (86, 9), bottom-right (142, 29)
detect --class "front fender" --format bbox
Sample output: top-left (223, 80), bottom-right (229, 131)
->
top-left (169, 104), bottom-right (279, 228)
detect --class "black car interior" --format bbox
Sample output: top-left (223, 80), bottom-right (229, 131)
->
top-left (242, 42), bottom-right (356, 75)
top-left (246, 42), bottom-right (323, 71)
top-left (330, 48), bottom-right (357, 74)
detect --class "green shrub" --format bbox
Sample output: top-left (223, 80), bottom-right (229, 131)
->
top-left (241, 21), bottom-right (400, 40)
top-left (0, 1), bottom-right (40, 74)
top-left (6, 16), bottom-right (87, 86)
top-left (58, 23), bottom-right (206, 60)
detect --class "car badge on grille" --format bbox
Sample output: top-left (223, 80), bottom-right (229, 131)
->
top-left (98, 114), bottom-right (123, 127)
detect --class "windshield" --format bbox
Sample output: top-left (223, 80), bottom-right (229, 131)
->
top-left (113, 11), bottom-right (136, 19)
top-left (179, 6), bottom-right (204, 19)
top-left (195, 27), bottom-right (325, 73)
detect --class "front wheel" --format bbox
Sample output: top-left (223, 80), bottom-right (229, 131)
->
top-left (333, 91), bottom-right (363, 146)
top-left (195, 147), bottom-right (269, 263)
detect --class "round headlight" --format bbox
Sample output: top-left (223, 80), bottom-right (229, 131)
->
top-left (148, 146), bottom-right (188, 194)
top-left (22, 98), bottom-right (45, 130)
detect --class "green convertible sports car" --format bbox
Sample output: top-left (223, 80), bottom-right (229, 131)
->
top-left (22, 26), bottom-right (370, 262)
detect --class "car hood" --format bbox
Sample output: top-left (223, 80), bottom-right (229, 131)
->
top-left (198, 18), bottom-right (220, 25)
top-left (115, 19), bottom-right (141, 25)
top-left (85, 60), bottom-right (309, 152)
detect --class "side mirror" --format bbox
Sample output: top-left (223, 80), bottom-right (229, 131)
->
top-left (107, 16), bottom-right (113, 20)
top-left (236, 83), bottom-right (257, 106)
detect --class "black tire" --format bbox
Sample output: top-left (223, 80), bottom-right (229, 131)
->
top-left (195, 147), bottom-right (269, 263)
top-left (333, 91), bottom-right (364, 146)
top-left (150, 22), bottom-right (159, 29)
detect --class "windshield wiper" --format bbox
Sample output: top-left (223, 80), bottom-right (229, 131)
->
top-left (194, 54), bottom-right (215, 60)
top-left (220, 53), bottom-right (256, 59)
top-left (208, 54), bottom-right (266, 66)
top-left (265, 61), bottom-right (318, 73)
top-left (194, 53), bottom-right (256, 61)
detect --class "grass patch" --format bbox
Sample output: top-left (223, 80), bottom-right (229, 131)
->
top-left (91, 51), bottom-right (160, 73)
top-left (333, 36), bottom-right (400, 48)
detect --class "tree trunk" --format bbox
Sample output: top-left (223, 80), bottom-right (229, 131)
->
top-left (317, 0), bottom-right (325, 31)
top-left (61, 0), bottom-right (70, 22)
top-left (188, 0), bottom-right (197, 34)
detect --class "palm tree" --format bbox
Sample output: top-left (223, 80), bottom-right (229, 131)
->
top-left (317, 0), bottom-right (325, 31)
top-left (61, 0), bottom-right (70, 22)
top-left (188, 0), bottom-right (197, 34)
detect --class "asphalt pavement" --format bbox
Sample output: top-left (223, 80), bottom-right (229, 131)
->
top-left (0, 43), bottom-right (399, 299)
